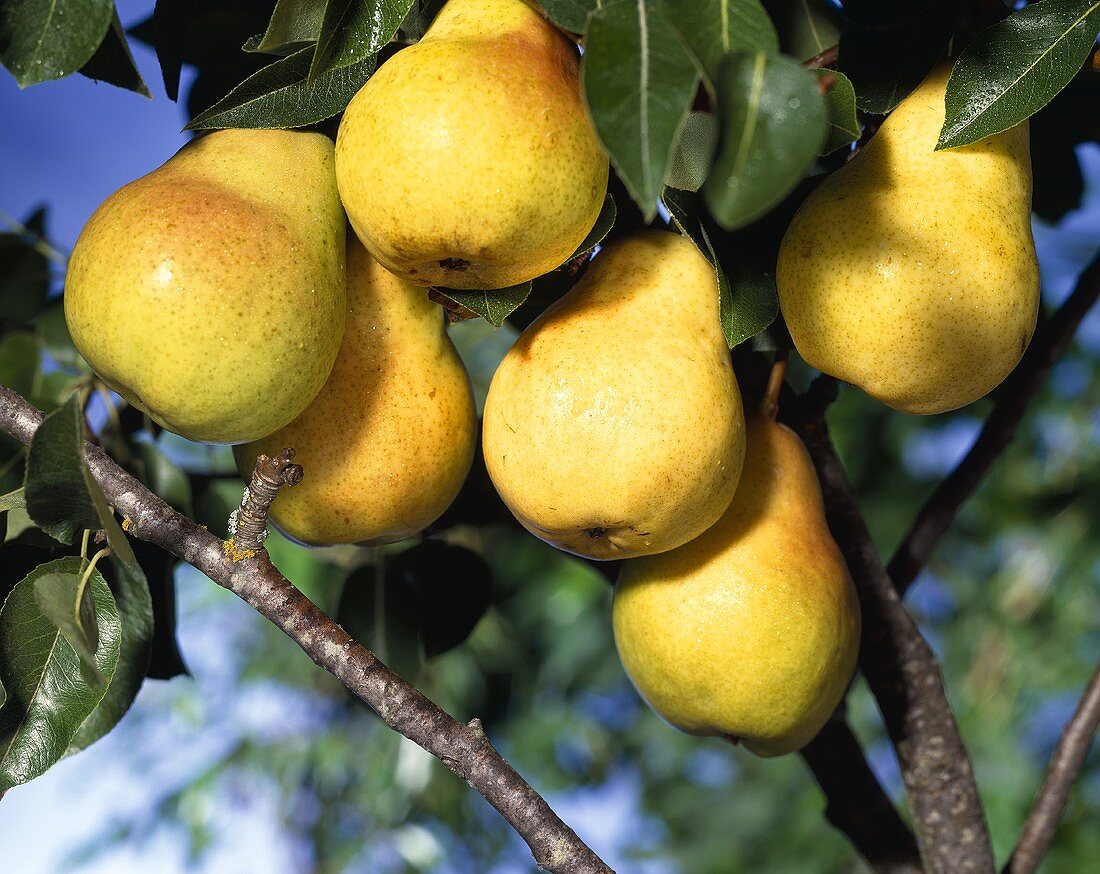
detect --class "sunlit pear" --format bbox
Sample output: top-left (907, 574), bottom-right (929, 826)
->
top-left (482, 230), bottom-right (745, 560)
top-left (614, 410), bottom-right (861, 757)
top-left (776, 63), bottom-right (1040, 414)
top-left (65, 129), bottom-right (346, 444)
top-left (235, 239), bottom-right (477, 546)
top-left (335, 0), bottom-right (608, 290)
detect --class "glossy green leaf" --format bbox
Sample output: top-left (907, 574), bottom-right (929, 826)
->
top-left (765, 0), bottom-right (840, 61)
top-left (541, 0), bottom-right (600, 34)
top-left (938, 0), bottom-right (1100, 150)
top-left (814, 68), bottom-right (860, 153)
top-left (78, 5), bottom-right (151, 96)
top-left (663, 0), bottom-right (778, 91)
top-left (665, 111), bottom-right (718, 192)
top-left (34, 569), bottom-right (101, 674)
top-left (703, 51), bottom-right (825, 229)
top-left (582, 0), bottom-right (700, 220)
top-left (0, 0), bottom-right (113, 87)
top-left (310, 0), bottom-right (412, 81)
top-left (251, 0), bottom-right (326, 54)
top-left (567, 194), bottom-right (617, 261)
top-left (187, 44), bottom-right (376, 130)
top-left (435, 283), bottom-right (533, 328)
top-left (0, 558), bottom-right (121, 791)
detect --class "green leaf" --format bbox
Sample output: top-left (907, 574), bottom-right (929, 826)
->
top-left (0, 333), bottom-right (40, 401)
top-left (187, 44), bottom-right (376, 130)
top-left (434, 283), bottom-right (533, 328)
top-left (765, 0), bottom-right (841, 61)
top-left (0, 208), bottom-right (52, 331)
top-left (251, 0), bottom-right (326, 54)
top-left (838, 0), bottom-right (959, 113)
top-left (0, 0), bottom-right (113, 87)
top-left (0, 489), bottom-right (25, 513)
top-left (664, 187), bottom-right (777, 347)
top-left (24, 394), bottom-right (100, 545)
top-left (567, 194), bottom-right (617, 261)
top-left (814, 68), bottom-right (859, 154)
top-left (582, 0), bottom-right (700, 220)
top-left (68, 554), bottom-right (153, 753)
top-left (142, 0), bottom-right (193, 99)
top-left (665, 111), bottom-right (718, 192)
top-left (36, 302), bottom-right (83, 370)
top-left (663, 0), bottom-right (779, 91)
top-left (703, 51), bottom-right (826, 229)
top-left (33, 569), bottom-right (101, 675)
top-left (78, 5), bottom-right (150, 96)
top-left (310, 0), bottom-right (413, 82)
top-left (0, 557), bottom-right (121, 791)
top-left (937, 0), bottom-right (1100, 150)
top-left (541, 0), bottom-right (601, 34)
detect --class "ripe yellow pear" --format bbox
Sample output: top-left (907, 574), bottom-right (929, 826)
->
top-left (335, 0), bottom-right (608, 290)
top-left (777, 63), bottom-right (1040, 414)
top-left (482, 230), bottom-right (745, 560)
top-left (65, 129), bottom-right (346, 444)
top-left (614, 410), bottom-right (861, 757)
top-left (235, 238), bottom-right (477, 546)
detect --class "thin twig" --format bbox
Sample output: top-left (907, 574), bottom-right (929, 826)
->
top-left (0, 385), bottom-right (613, 874)
top-left (1005, 662), bottom-right (1100, 874)
top-left (804, 45), bottom-right (840, 69)
top-left (889, 253), bottom-right (1100, 595)
top-left (227, 449), bottom-right (302, 556)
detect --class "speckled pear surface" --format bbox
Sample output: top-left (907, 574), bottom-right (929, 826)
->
top-left (235, 239), bottom-right (477, 546)
top-left (482, 230), bottom-right (745, 560)
top-left (335, 0), bottom-right (608, 290)
top-left (65, 129), bottom-right (346, 444)
top-left (613, 412), bottom-right (861, 757)
top-left (777, 64), bottom-right (1040, 414)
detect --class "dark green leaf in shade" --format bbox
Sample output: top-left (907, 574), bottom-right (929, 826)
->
top-left (310, 0), bottom-right (413, 82)
top-left (813, 68), bottom-right (860, 154)
top-left (664, 187), bottom-right (777, 347)
top-left (78, 5), bottom-right (151, 96)
top-left (763, 0), bottom-right (840, 61)
top-left (567, 194), bottom-right (618, 261)
top-left (663, 0), bottom-right (779, 92)
top-left (0, 557), bottom-right (121, 792)
top-left (36, 303), bottom-right (84, 370)
top-left (541, 0), bottom-right (601, 34)
top-left (0, 208), bottom-right (52, 331)
top-left (33, 569), bottom-right (101, 674)
top-left (838, 0), bottom-right (960, 113)
top-left (582, 0), bottom-right (700, 220)
top-left (395, 0), bottom-right (447, 43)
top-left (142, 0), bottom-right (196, 100)
top-left (187, 44), bottom-right (376, 129)
top-left (937, 0), bottom-right (1100, 150)
top-left (0, 489), bottom-right (25, 514)
top-left (0, 0), bottom-right (113, 87)
top-left (251, 0), bottom-right (326, 55)
top-left (665, 111), bottom-right (718, 192)
top-left (703, 52), bottom-right (825, 230)
top-left (0, 332), bottom-right (40, 401)
top-left (24, 395), bottom-right (101, 545)
top-left (434, 283), bottom-right (533, 328)
top-left (68, 554), bottom-right (153, 753)
top-left (1031, 75), bottom-right (1100, 220)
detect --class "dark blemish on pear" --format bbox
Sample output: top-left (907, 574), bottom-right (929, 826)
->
top-left (439, 258), bottom-right (471, 271)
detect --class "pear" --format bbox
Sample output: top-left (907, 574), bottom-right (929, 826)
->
top-left (335, 0), bottom-right (608, 290)
top-left (613, 410), bottom-right (861, 757)
top-left (776, 63), bottom-right (1040, 414)
top-left (482, 230), bottom-right (745, 560)
top-left (65, 129), bottom-right (346, 444)
top-left (235, 238), bottom-right (477, 546)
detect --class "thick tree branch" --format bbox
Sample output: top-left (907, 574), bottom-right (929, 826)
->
top-left (889, 253), bottom-right (1100, 595)
top-left (786, 398), bottom-right (995, 874)
top-left (0, 385), bottom-right (612, 874)
top-left (1005, 661), bottom-right (1100, 874)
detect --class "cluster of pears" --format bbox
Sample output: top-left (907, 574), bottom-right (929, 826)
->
top-left (62, 1), bottom-right (1037, 758)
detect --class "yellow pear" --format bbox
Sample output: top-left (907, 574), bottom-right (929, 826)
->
top-left (614, 410), bottom-right (861, 757)
top-left (776, 63), bottom-right (1039, 414)
top-left (335, 0), bottom-right (608, 290)
top-left (65, 129), bottom-right (346, 444)
top-left (234, 238), bottom-right (477, 546)
top-left (482, 230), bottom-right (745, 560)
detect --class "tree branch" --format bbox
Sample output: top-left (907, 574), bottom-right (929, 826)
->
top-left (0, 385), bottom-right (613, 874)
top-left (786, 398), bottom-right (995, 874)
top-left (888, 253), bottom-right (1100, 595)
top-left (1005, 661), bottom-right (1100, 874)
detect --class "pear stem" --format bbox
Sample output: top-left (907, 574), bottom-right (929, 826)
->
top-left (761, 352), bottom-right (789, 421)
top-left (228, 449), bottom-right (303, 557)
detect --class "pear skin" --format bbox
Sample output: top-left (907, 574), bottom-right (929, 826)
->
top-left (235, 239), bottom-right (477, 546)
top-left (613, 411), bottom-right (861, 756)
top-left (777, 63), bottom-right (1040, 414)
top-left (335, 0), bottom-right (608, 290)
top-left (482, 230), bottom-right (745, 560)
top-left (65, 129), bottom-right (346, 443)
